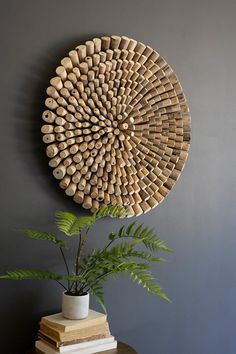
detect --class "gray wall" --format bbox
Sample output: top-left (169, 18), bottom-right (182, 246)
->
top-left (0, 0), bottom-right (236, 353)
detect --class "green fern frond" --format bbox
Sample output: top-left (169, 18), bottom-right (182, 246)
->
top-left (55, 206), bottom-right (132, 238)
top-left (85, 261), bottom-right (138, 289)
top-left (102, 245), bottom-right (165, 264)
top-left (95, 205), bottom-right (133, 219)
top-left (103, 241), bottom-right (134, 259)
top-left (126, 265), bottom-right (171, 302)
top-left (134, 223), bottom-right (145, 237)
top-left (126, 221), bottom-right (136, 235)
top-left (55, 211), bottom-right (95, 236)
top-left (80, 240), bottom-right (166, 284)
top-left (108, 223), bottom-right (173, 253)
top-left (55, 211), bottom-right (77, 236)
top-left (0, 269), bottom-right (63, 281)
top-left (143, 236), bottom-right (173, 253)
top-left (83, 258), bottom-right (171, 302)
top-left (62, 274), bottom-right (85, 282)
top-left (3, 207), bottom-right (171, 305)
top-left (128, 250), bottom-right (166, 262)
top-left (90, 283), bottom-right (106, 313)
top-left (80, 245), bottom-right (150, 286)
top-left (155, 241), bottom-right (173, 253)
top-left (18, 229), bottom-right (67, 248)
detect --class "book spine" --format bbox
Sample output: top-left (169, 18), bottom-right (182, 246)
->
top-left (36, 340), bottom-right (117, 354)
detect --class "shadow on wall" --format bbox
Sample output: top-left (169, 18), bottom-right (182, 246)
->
top-left (12, 33), bottom-right (105, 214)
top-left (3, 34), bottom-right (105, 354)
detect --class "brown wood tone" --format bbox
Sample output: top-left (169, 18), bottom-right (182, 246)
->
top-left (27, 341), bottom-right (137, 354)
top-left (42, 35), bottom-right (191, 216)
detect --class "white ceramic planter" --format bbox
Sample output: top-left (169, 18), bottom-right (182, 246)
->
top-left (62, 292), bottom-right (89, 320)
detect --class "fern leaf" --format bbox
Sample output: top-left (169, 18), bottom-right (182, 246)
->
top-left (55, 211), bottom-right (77, 236)
top-left (62, 274), bottom-right (85, 282)
top-left (90, 283), bottom-right (106, 313)
top-left (126, 221), bottom-right (136, 236)
top-left (156, 241), bottom-right (173, 253)
top-left (144, 237), bottom-right (173, 253)
top-left (128, 250), bottom-right (166, 262)
top-left (55, 211), bottom-right (95, 236)
top-left (81, 242), bottom-right (163, 284)
top-left (55, 206), bottom-right (132, 237)
top-left (0, 269), bottom-right (63, 280)
top-left (95, 205), bottom-right (133, 219)
top-left (103, 241), bottom-right (134, 261)
top-left (134, 223), bottom-right (144, 237)
top-left (109, 223), bottom-right (173, 254)
top-left (127, 265), bottom-right (171, 302)
top-left (18, 229), bottom-right (66, 248)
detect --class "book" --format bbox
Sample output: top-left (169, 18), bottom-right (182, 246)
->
top-left (39, 322), bottom-right (110, 342)
top-left (35, 339), bottom-right (117, 354)
top-left (38, 332), bottom-right (109, 348)
top-left (37, 336), bottom-right (115, 353)
top-left (41, 310), bottom-right (107, 333)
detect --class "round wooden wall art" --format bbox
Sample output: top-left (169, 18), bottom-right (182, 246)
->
top-left (42, 35), bottom-right (191, 216)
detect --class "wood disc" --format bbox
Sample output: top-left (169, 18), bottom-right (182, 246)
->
top-left (42, 35), bottom-right (191, 216)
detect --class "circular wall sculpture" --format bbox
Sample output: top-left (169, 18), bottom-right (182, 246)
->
top-left (42, 35), bottom-right (191, 216)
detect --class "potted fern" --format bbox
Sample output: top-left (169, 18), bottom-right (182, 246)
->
top-left (0, 205), bottom-right (172, 319)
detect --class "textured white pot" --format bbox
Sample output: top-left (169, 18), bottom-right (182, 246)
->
top-left (62, 292), bottom-right (89, 320)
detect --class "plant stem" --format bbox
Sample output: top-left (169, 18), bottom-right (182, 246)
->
top-left (73, 230), bottom-right (88, 294)
top-left (74, 234), bottom-right (82, 292)
top-left (104, 239), bottom-right (114, 251)
top-left (76, 234), bottom-right (82, 276)
top-left (60, 247), bottom-right (70, 290)
top-left (55, 280), bottom-right (67, 291)
top-left (69, 281), bottom-right (74, 293)
top-left (77, 231), bottom-right (88, 271)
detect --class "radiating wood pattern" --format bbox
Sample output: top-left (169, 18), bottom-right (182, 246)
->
top-left (42, 35), bottom-right (191, 216)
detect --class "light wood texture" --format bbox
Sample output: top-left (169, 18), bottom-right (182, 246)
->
top-left (42, 35), bottom-right (191, 216)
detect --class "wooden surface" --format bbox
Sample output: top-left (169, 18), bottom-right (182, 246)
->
top-left (27, 341), bottom-right (137, 354)
top-left (42, 35), bottom-right (191, 216)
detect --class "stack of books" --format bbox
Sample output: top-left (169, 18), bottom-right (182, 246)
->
top-left (35, 310), bottom-right (117, 353)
